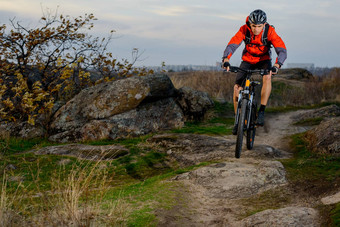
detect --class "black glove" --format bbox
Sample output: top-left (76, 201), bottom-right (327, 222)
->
top-left (223, 62), bottom-right (230, 68)
top-left (271, 66), bottom-right (279, 74)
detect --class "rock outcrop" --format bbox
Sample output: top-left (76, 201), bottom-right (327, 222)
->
top-left (147, 133), bottom-right (286, 167)
top-left (279, 68), bottom-right (314, 80)
top-left (304, 117), bottom-right (340, 155)
top-left (173, 159), bottom-right (287, 199)
top-left (34, 144), bottom-right (129, 160)
top-left (294, 104), bottom-right (340, 122)
top-left (49, 74), bottom-right (214, 142)
top-left (176, 86), bottom-right (214, 120)
top-left (239, 207), bottom-right (319, 227)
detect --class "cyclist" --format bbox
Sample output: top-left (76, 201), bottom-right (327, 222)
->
top-left (222, 9), bottom-right (287, 134)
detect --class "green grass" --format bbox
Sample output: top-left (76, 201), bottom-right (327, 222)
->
top-left (281, 133), bottom-right (340, 226)
top-left (0, 132), bottom-right (217, 226)
top-left (281, 133), bottom-right (340, 182)
top-left (271, 81), bottom-right (295, 96)
top-left (240, 188), bottom-right (292, 219)
top-left (0, 153), bottom-right (96, 191)
top-left (212, 101), bottom-right (234, 117)
top-left (0, 137), bottom-right (57, 155)
top-left (331, 203), bottom-right (340, 226)
top-left (171, 120), bottom-right (233, 135)
top-left (171, 101), bottom-right (235, 135)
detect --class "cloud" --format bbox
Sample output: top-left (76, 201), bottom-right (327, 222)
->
top-left (147, 6), bottom-right (190, 17)
top-left (217, 14), bottom-right (245, 21)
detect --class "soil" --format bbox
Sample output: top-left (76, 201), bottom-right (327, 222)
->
top-left (154, 110), bottom-right (337, 226)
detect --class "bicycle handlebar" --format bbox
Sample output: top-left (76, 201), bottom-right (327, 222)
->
top-left (229, 66), bottom-right (269, 76)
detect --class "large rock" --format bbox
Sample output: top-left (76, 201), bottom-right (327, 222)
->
top-left (147, 133), bottom-right (286, 167)
top-left (239, 207), bottom-right (319, 227)
top-left (0, 122), bottom-right (46, 139)
top-left (173, 159), bottom-right (287, 199)
top-left (293, 105), bottom-right (340, 123)
top-left (177, 86), bottom-right (214, 121)
top-left (304, 117), bottom-right (340, 155)
top-left (49, 74), bottom-right (186, 142)
top-left (279, 68), bottom-right (314, 80)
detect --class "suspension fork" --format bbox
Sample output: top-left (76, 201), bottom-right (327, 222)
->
top-left (235, 91), bottom-right (242, 125)
top-left (246, 92), bottom-right (254, 129)
top-left (235, 77), bottom-right (252, 127)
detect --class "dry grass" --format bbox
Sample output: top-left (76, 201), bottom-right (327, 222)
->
top-left (169, 71), bottom-right (235, 103)
top-left (0, 172), bottom-right (23, 227)
top-left (0, 157), bottom-right (132, 226)
top-left (169, 68), bottom-right (340, 107)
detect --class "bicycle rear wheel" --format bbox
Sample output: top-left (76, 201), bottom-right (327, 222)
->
top-left (247, 102), bottom-right (257, 150)
top-left (235, 99), bottom-right (247, 158)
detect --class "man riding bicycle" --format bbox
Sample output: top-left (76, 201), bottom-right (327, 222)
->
top-left (222, 9), bottom-right (287, 135)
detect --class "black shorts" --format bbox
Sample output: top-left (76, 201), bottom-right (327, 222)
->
top-left (235, 60), bottom-right (272, 86)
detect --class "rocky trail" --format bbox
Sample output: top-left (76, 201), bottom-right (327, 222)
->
top-left (31, 105), bottom-right (340, 226)
top-left (153, 109), bottom-right (336, 226)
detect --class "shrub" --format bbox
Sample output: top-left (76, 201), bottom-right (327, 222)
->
top-left (0, 10), bottom-right (153, 126)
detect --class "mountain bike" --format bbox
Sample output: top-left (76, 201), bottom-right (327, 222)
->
top-left (228, 66), bottom-right (269, 158)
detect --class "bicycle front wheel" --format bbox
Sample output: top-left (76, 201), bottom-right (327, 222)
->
top-left (247, 102), bottom-right (257, 150)
top-left (235, 99), bottom-right (247, 158)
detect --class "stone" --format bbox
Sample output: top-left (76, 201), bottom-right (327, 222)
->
top-left (173, 159), bottom-right (287, 199)
top-left (49, 74), bottom-right (186, 142)
top-left (177, 86), bottom-right (214, 121)
top-left (0, 122), bottom-right (46, 139)
top-left (321, 191), bottom-right (340, 205)
top-left (239, 207), bottom-right (319, 227)
top-left (147, 134), bottom-right (287, 167)
top-left (278, 68), bottom-right (314, 81)
top-left (293, 105), bottom-right (340, 123)
top-left (147, 133), bottom-right (234, 167)
top-left (304, 117), bottom-right (340, 155)
top-left (34, 144), bottom-right (129, 160)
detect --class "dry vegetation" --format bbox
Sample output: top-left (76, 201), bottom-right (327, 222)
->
top-left (169, 68), bottom-right (340, 107)
top-left (169, 71), bottom-right (236, 103)
top-left (0, 158), bottom-right (132, 226)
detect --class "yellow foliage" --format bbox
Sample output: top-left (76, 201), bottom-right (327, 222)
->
top-left (28, 114), bottom-right (36, 125)
top-left (3, 98), bottom-right (15, 110)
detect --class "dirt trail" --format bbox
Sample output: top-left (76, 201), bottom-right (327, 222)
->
top-left (156, 110), bottom-right (321, 226)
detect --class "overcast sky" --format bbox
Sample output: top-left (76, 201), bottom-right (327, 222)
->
top-left (1, 0), bottom-right (340, 67)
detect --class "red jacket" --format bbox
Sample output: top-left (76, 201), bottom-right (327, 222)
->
top-left (223, 16), bottom-right (287, 66)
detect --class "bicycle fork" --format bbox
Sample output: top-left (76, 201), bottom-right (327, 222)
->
top-left (235, 90), bottom-right (254, 132)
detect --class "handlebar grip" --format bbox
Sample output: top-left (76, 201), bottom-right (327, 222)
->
top-left (223, 62), bottom-right (230, 68)
top-left (229, 66), bottom-right (239, 73)
top-left (271, 66), bottom-right (279, 74)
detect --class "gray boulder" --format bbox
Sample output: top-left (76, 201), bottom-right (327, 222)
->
top-left (173, 159), bottom-right (287, 199)
top-left (304, 117), bottom-right (340, 155)
top-left (0, 122), bottom-right (46, 139)
top-left (49, 74), bottom-right (214, 142)
top-left (239, 207), bottom-right (319, 227)
top-left (278, 68), bottom-right (314, 80)
top-left (293, 105), bottom-right (340, 123)
top-left (177, 86), bottom-right (214, 121)
top-left (49, 74), bottom-right (184, 142)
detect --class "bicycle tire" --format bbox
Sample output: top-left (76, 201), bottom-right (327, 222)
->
top-left (247, 102), bottom-right (257, 150)
top-left (235, 99), bottom-right (247, 158)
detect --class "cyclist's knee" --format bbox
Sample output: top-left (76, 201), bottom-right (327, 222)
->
top-left (234, 84), bottom-right (242, 93)
top-left (263, 74), bottom-right (271, 83)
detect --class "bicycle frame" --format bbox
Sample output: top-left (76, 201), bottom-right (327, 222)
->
top-left (228, 66), bottom-right (269, 158)
top-left (234, 70), bottom-right (263, 131)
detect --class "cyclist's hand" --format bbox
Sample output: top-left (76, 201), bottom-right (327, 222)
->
top-left (223, 60), bottom-right (230, 71)
top-left (271, 66), bottom-right (279, 75)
